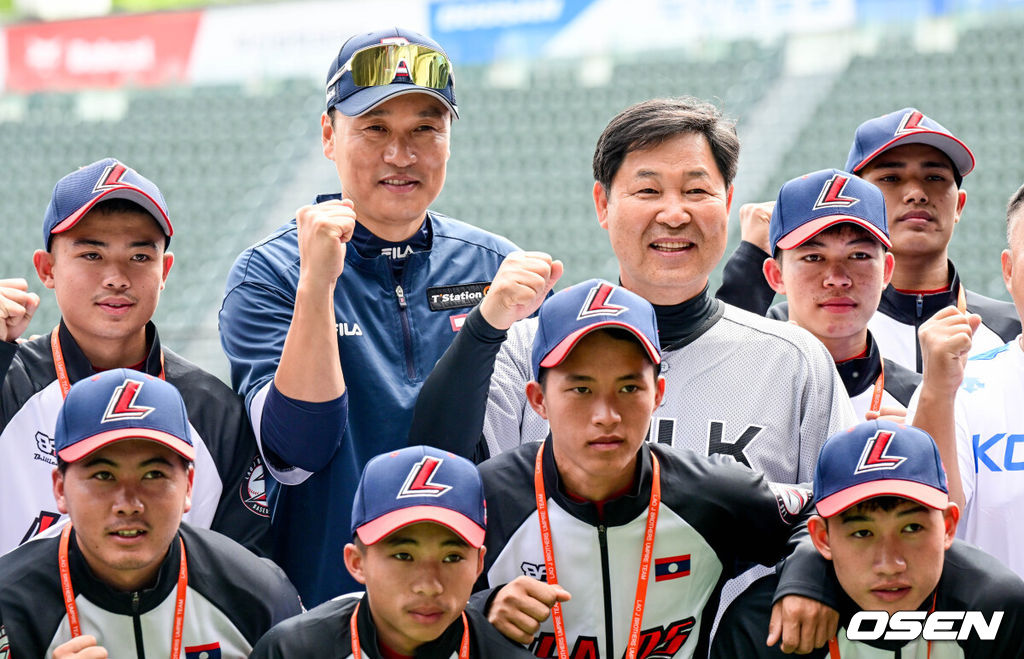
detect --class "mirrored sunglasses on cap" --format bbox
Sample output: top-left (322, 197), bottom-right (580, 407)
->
top-left (330, 42), bottom-right (452, 89)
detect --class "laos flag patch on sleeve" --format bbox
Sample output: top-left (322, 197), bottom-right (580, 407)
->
top-left (186, 643), bottom-right (221, 659)
top-left (654, 555), bottom-right (690, 582)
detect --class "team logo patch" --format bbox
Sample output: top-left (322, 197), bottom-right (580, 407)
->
top-left (185, 642), bottom-right (221, 659)
top-left (894, 110), bottom-right (926, 135)
top-left (654, 555), bottom-right (690, 582)
top-left (855, 430), bottom-right (907, 473)
top-left (33, 430), bottom-right (57, 465)
top-left (577, 282), bottom-right (626, 320)
top-left (812, 174), bottom-right (859, 210)
top-left (102, 378), bottom-right (154, 422)
top-left (521, 561), bottom-right (547, 581)
top-left (21, 510), bottom-right (62, 545)
top-left (239, 456), bottom-right (269, 518)
top-left (427, 282), bottom-right (491, 311)
top-left (768, 482), bottom-right (811, 523)
top-left (449, 313), bottom-right (467, 332)
top-left (93, 162), bottom-right (130, 193)
top-left (397, 456), bottom-right (452, 498)
top-left (0, 624), bottom-right (9, 659)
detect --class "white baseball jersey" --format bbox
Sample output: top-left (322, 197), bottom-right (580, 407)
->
top-left (908, 337), bottom-right (1024, 578)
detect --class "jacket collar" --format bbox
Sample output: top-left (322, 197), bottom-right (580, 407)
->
top-left (834, 331), bottom-right (883, 399)
top-left (876, 260), bottom-right (961, 324)
top-left (56, 320), bottom-right (163, 384)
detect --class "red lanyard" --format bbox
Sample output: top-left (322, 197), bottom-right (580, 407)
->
top-left (828, 593), bottom-right (936, 658)
top-left (51, 326), bottom-right (165, 398)
top-left (59, 524), bottom-right (187, 658)
top-left (956, 284), bottom-right (966, 314)
top-left (534, 442), bottom-right (661, 659)
top-left (350, 600), bottom-right (470, 659)
top-left (868, 359), bottom-right (885, 415)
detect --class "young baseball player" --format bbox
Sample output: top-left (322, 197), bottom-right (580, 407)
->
top-left (712, 420), bottom-right (1024, 657)
top-left (250, 445), bottom-right (532, 658)
top-left (906, 180), bottom-right (1024, 579)
top-left (0, 158), bottom-right (269, 558)
top-left (761, 169), bottom-right (921, 420)
top-left (472, 279), bottom-right (842, 658)
top-left (719, 108), bottom-right (1020, 372)
top-left (218, 27), bottom-right (521, 606)
top-left (0, 368), bottom-right (301, 657)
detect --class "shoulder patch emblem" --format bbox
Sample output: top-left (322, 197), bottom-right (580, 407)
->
top-left (768, 482), bottom-right (811, 523)
top-left (239, 456), bottom-right (269, 517)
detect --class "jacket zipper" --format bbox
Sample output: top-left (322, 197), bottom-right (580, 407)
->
top-left (915, 294), bottom-right (924, 371)
top-left (395, 284), bottom-right (416, 379)
top-left (598, 524), bottom-right (615, 655)
top-left (131, 591), bottom-right (146, 659)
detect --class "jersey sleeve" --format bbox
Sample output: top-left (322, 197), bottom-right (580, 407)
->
top-left (219, 250), bottom-right (347, 483)
top-left (798, 336), bottom-right (858, 482)
top-left (482, 318), bottom-right (549, 456)
top-left (715, 241), bottom-right (776, 315)
top-left (408, 305), bottom-right (507, 460)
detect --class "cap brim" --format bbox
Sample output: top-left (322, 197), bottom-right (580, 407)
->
top-left (853, 131), bottom-right (975, 177)
top-left (50, 187), bottom-right (173, 238)
top-left (775, 216), bottom-right (891, 250)
top-left (540, 321), bottom-right (661, 370)
top-left (815, 479), bottom-right (948, 518)
top-left (356, 505), bottom-right (485, 547)
top-left (57, 428), bottom-right (195, 463)
top-left (333, 85), bottom-right (459, 119)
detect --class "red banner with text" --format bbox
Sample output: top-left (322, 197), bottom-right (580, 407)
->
top-left (5, 11), bottom-right (201, 92)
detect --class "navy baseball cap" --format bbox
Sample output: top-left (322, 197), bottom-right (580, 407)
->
top-left (43, 158), bottom-right (172, 249)
top-left (814, 420), bottom-right (948, 518)
top-left (769, 168), bottom-right (891, 254)
top-left (325, 27), bottom-right (459, 118)
top-left (351, 446), bottom-right (486, 547)
top-left (845, 108), bottom-right (975, 180)
top-left (531, 279), bottom-right (661, 380)
top-left (55, 368), bottom-right (194, 463)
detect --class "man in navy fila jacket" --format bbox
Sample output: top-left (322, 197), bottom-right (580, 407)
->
top-left (472, 280), bottom-right (840, 659)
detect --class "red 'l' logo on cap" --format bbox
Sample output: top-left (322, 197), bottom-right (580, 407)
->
top-left (577, 283), bottom-right (627, 320)
top-left (854, 430), bottom-right (907, 473)
top-left (101, 379), bottom-right (155, 422)
top-left (397, 456), bottom-right (452, 498)
top-left (894, 111), bottom-right (926, 136)
top-left (92, 162), bottom-right (130, 194)
top-left (813, 174), bottom-right (859, 210)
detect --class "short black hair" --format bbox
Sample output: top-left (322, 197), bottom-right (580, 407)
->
top-left (51, 198), bottom-right (170, 251)
top-left (592, 97), bottom-right (739, 192)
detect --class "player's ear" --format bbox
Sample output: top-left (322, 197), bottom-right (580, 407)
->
top-left (525, 380), bottom-right (549, 420)
top-left (942, 502), bottom-right (960, 550)
top-left (593, 181), bottom-right (610, 230)
top-left (475, 545), bottom-right (486, 579)
top-left (182, 463), bottom-right (194, 515)
top-left (882, 251), bottom-right (895, 288)
top-left (808, 515), bottom-right (833, 560)
top-left (53, 467), bottom-right (69, 515)
top-left (160, 252), bottom-right (174, 290)
top-left (1002, 248), bottom-right (1014, 295)
top-left (653, 375), bottom-right (666, 408)
top-left (953, 188), bottom-right (967, 223)
top-left (762, 257), bottom-right (786, 295)
top-left (725, 184), bottom-right (734, 216)
top-left (34, 249), bottom-right (57, 290)
top-left (321, 111), bottom-right (336, 160)
top-left (344, 542), bottom-right (368, 585)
